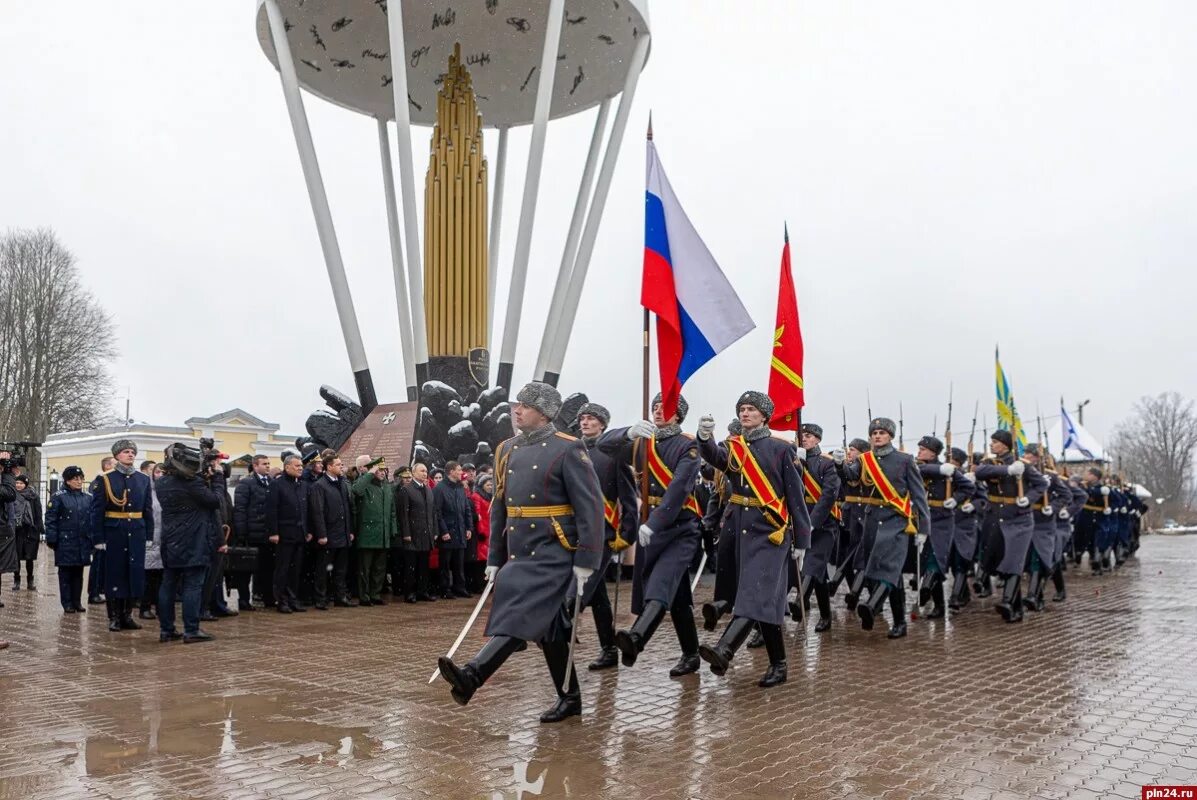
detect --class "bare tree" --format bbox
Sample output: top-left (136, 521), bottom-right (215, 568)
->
top-left (1110, 392), bottom-right (1197, 519)
top-left (0, 228), bottom-right (117, 478)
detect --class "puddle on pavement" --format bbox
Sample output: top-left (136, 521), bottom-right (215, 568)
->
top-left (63, 692), bottom-right (385, 776)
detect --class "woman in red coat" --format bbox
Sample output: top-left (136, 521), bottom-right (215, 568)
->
top-left (467, 474), bottom-right (493, 592)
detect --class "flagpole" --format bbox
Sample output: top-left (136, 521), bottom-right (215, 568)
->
top-left (640, 120), bottom-right (653, 528)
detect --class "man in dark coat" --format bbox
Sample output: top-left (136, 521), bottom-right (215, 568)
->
top-left (267, 455), bottom-right (309, 613)
top-left (156, 444), bottom-right (227, 642)
top-left (1020, 445), bottom-right (1074, 611)
top-left (947, 447), bottom-right (986, 610)
top-left (11, 474), bottom-right (43, 590)
top-left (401, 462), bottom-right (437, 602)
top-left (90, 439), bottom-right (154, 632)
top-left (1055, 474), bottom-right (1089, 602)
top-left (232, 455), bottom-right (272, 610)
top-left (389, 466), bottom-right (413, 596)
top-left (307, 454), bottom-right (354, 609)
top-left (86, 456), bottom-right (115, 605)
top-left (700, 421), bottom-right (738, 633)
top-left (45, 466), bottom-right (94, 613)
top-left (835, 438), bottom-right (873, 608)
top-left (974, 430), bottom-right (1049, 622)
top-left (602, 393), bottom-right (703, 677)
top-left (0, 450), bottom-right (14, 649)
top-left (438, 382), bottom-right (604, 724)
top-left (914, 436), bottom-right (971, 619)
top-left (795, 422), bottom-right (841, 633)
top-left (574, 402), bottom-right (639, 671)
top-left (831, 418), bottom-right (931, 639)
top-left (696, 392), bottom-right (812, 687)
top-left (434, 460), bottom-right (473, 599)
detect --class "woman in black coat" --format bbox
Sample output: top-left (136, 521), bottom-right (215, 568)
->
top-left (12, 474), bottom-right (43, 590)
top-left (400, 463), bottom-right (437, 602)
top-left (44, 466), bottom-right (93, 612)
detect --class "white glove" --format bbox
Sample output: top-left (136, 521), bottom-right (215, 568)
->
top-left (943, 497), bottom-right (957, 510)
top-left (1008, 460), bottom-right (1025, 477)
top-left (965, 472), bottom-right (976, 483)
top-left (791, 547), bottom-right (804, 562)
top-left (572, 565), bottom-right (594, 595)
top-left (915, 533), bottom-right (927, 547)
top-left (1100, 486), bottom-right (1111, 496)
top-left (1059, 509), bottom-right (1071, 520)
top-left (831, 448), bottom-right (846, 464)
top-left (939, 463), bottom-right (955, 477)
top-left (484, 565), bottom-right (499, 583)
top-left (961, 502), bottom-right (975, 514)
top-left (1132, 510), bottom-right (1140, 518)
top-left (794, 447), bottom-right (807, 461)
top-left (696, 413), bottom-right (716, 441)
top-left (638, 524), bottom-right (654, 548)
top-left (1016, 496), bottom-right (1030, 508)
top-left (628, 419), bottom-right (656, 441)
top-left (94, 543), bottom-right (106, 551)
top-left (1042, 505), bottom-right (1054, 516)
top-left (1103, 507), bottom-right (1112, 516)
top-left (1119, 507), bottom-right (1127, 514)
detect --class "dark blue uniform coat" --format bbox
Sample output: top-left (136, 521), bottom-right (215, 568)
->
top-left (950, 472), bottom-right (986, 564)
top-left (576, 430), bottom-right (638, 606)
top-left (45, 487), bottom-right (94, 568)
top-left (974, 454), bottom-right (1048, 576)
top-left (699, 432), bottom-right (811, 626)
top-left (1031, 472), bottom-right (1073, 568)
top-left (799, 447), bottom-right (840, 581)
top-left (90, 468), bottom-right (153, 599)
top-left (918, 462), bottom-right (971, 575)
top-left (487, 425), bottom-right (604, 642)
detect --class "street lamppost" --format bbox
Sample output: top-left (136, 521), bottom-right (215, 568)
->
top-left (1077, 399), bottom-right (1091, 424)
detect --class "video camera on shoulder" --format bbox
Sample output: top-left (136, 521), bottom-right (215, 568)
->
top-left (0, 441), bottom-right (40, 470)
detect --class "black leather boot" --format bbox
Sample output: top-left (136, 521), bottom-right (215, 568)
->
top-left (887, 589), bottom-right (907, 638)
top-left (857, 582), bottom-right (889, 631)
top-left (106, 599), bottom-right (121, 632)
top-left (698, 616), bottom-right (754, 676)
top-left (614, 600), bottom-right (666, 667)
top-left (438, 635), bottom-right (522, 705)
top-left (1023, 570), bottom-right (1044, 612)
top-left (813, 579), bottom-right (832, 632)
top-left (918, 569), bottom-right (934, 607)
top-left (119, 599), bottom-right (142, 630)
top-left (747, 625), bottom-right (766, 648)
top-left (701, 600), bottom-right (730, 632)
top-left (668, 608), bottom-right (701, 677)
top-left (995, 574), bottom-right (1023, 622)
top-left (844, 570), bottom-right (866, 610)
top-left (788, 574), bottom-right (812, 619)
top-left (540, 641), bottom-right (582, 723)
top-left (973, 569), bottom-right (993, 598)
top-left (588, 596), bottom-right (618, 670)
top-left (758, 623), bottom-right (787, 688)
top-left (948, 569), bottom-right (969, 610)
top-left (1050, 564), bottom-right (1066, 602)
top-left (925, 576), bottom-right (945, 619)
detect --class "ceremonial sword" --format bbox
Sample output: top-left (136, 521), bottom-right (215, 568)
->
top-left (428, 579), bottom-right (494, 684)
top-left (561, 578), bottom-right (586, 693)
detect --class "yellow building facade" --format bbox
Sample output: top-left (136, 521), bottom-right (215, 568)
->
top-left (38, 409), bottom-right (300, 501)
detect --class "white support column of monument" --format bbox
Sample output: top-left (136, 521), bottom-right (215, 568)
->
top-left (384, 2), bottom-right (430, 387)
top-left (542, 33), bottom-right (652, 385)
top-left (495, 0), bottom-right (566, 393)
top-left (262, 0), bottom-right (377, 411)
top-left (534, 98), bottom-right (612, 382)
top-left (376, 118), bottom-right (418, 401)
top-left (487, 125), bottom-right (509, 369)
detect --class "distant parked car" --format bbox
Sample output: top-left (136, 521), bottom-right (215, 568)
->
top-left (1163, 519), bottom-right (1180, 530)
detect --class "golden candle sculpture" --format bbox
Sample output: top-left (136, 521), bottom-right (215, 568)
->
top-left (423, 44), bottom-right (489, 393)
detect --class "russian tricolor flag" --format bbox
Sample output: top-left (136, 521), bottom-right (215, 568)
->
top-left (642, 131), bottom-right (754, 420)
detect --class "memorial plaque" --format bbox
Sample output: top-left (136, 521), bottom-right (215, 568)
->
top-left (337, 402), bottom-right (419, 468)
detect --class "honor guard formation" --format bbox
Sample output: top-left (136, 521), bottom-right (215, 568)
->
top-left (435, 381), bottom-right (1148, 723)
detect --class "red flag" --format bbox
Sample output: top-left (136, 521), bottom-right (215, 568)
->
top-left (768, 226), bottom-right (804, 429)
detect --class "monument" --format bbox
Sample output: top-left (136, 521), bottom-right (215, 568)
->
top-left (253, 0), bottom-right (651, 465)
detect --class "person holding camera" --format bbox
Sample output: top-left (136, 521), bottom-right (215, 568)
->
top-left (90, 440), bottom-right (154, 633)
top-left (307, 453), bottom-right (355, 609)
top-left (0, 448), bottom-right (17, 647)
top-left (44, 466), bottom-right (94, 613)
top-left (156, 443), bottom-right (228, 643)
top-left (11, 474), bottom-right (43, 591)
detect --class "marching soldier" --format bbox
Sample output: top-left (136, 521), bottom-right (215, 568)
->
top-left (795, 423), bottom-right (840, 632)
top-left (834, 438), bottom-right (871, 608)
top-left (603, 394), bottom-right (704, 677)
top-left (1020, 445), bottom-right (1073, 611)
top-left (90, 439), bottom-right (154, 632)
top-left (1078, 467), bottom-right (1114, 574)
top-left (1054, 471), bottom-right (1090, 602)
top-left (695, 392), bottom-right (811, 687)
top-left (946, 447), bottom-right (986, 610)
top-left (574, 402), bottom-right (638, 671)
top-left (914, 437), bottom-right (970, 619)
top-left (701, 420), bottom-right (739, 633)
top-left (437, 382), bottom-right (605, 723)
top-left (831, 418), bottom-right (930, 639)
top-left (974, 431), bottom-right (1048, 622)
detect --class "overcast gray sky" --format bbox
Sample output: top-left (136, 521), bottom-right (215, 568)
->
top-left (2, 1), bottom-right (1194, 448)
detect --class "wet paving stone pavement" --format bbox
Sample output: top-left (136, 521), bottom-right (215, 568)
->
top-left (2, 534), bottom-right (1196, 799)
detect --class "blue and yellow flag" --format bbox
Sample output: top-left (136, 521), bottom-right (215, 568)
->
top-left (994, 346), bottom-right (1027, 455)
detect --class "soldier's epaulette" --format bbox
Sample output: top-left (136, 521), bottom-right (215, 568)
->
top-left (554, 431), bottom-right (578, 441)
